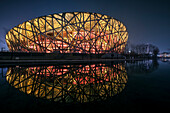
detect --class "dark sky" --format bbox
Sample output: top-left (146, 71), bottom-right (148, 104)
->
top-left (0, 0), bottom-right (170, 52)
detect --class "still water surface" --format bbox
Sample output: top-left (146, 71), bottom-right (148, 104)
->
top-left (0, 60), bottom-right (170, 112)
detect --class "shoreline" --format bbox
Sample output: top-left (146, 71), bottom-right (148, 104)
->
top-left (0, 59), bottom-right (145, 66)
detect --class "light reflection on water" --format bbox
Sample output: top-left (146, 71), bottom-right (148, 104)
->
top-left (126, 60), bottom-right (159, 74)
top-left (159, 58), bottom-right (170, 62)
top-left (5, 63), bottom-right (128, 103)
top-left (1, 60), bottom-right (170, 112)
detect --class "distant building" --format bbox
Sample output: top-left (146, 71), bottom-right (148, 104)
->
top-left (157, 52), bottom-right (170, 58)
top-left (132, 43), bottom-right (159, 55)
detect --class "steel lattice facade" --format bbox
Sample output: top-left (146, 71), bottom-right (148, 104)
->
top-left (5, 12), bottom-right (128, 54)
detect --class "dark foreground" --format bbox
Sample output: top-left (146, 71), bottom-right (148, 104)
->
top-left (0, 60), bottom-right (170, 113)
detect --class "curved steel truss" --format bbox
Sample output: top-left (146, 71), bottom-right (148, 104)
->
top-left (6, 12), bottom-right (128, 54)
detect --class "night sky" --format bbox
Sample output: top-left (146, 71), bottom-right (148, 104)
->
top-left (0, 0), bottom-right (170, 52)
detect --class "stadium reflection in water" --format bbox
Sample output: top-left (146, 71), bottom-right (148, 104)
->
top-left (6, 63), bottom-right (127, 103)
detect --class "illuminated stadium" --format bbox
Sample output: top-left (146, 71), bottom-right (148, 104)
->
top-left (5, 12), bottom-right (128, 54)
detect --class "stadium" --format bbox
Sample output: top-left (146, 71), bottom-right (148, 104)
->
top-left (5, 12), bottom-right (128, 56)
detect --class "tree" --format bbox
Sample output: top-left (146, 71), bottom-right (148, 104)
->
top-left (131, 43), bottom-right (159, 55)
top-left (153, 48), bottom-right (159, 56)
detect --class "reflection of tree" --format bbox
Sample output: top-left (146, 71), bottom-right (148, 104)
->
top-left (126, 60), bottom-right (159, 74)
top-left (6, 63), bottom-right (127, 103)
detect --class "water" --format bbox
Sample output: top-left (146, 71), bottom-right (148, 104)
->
top-left (0, 60), bottom-right (170, 112)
